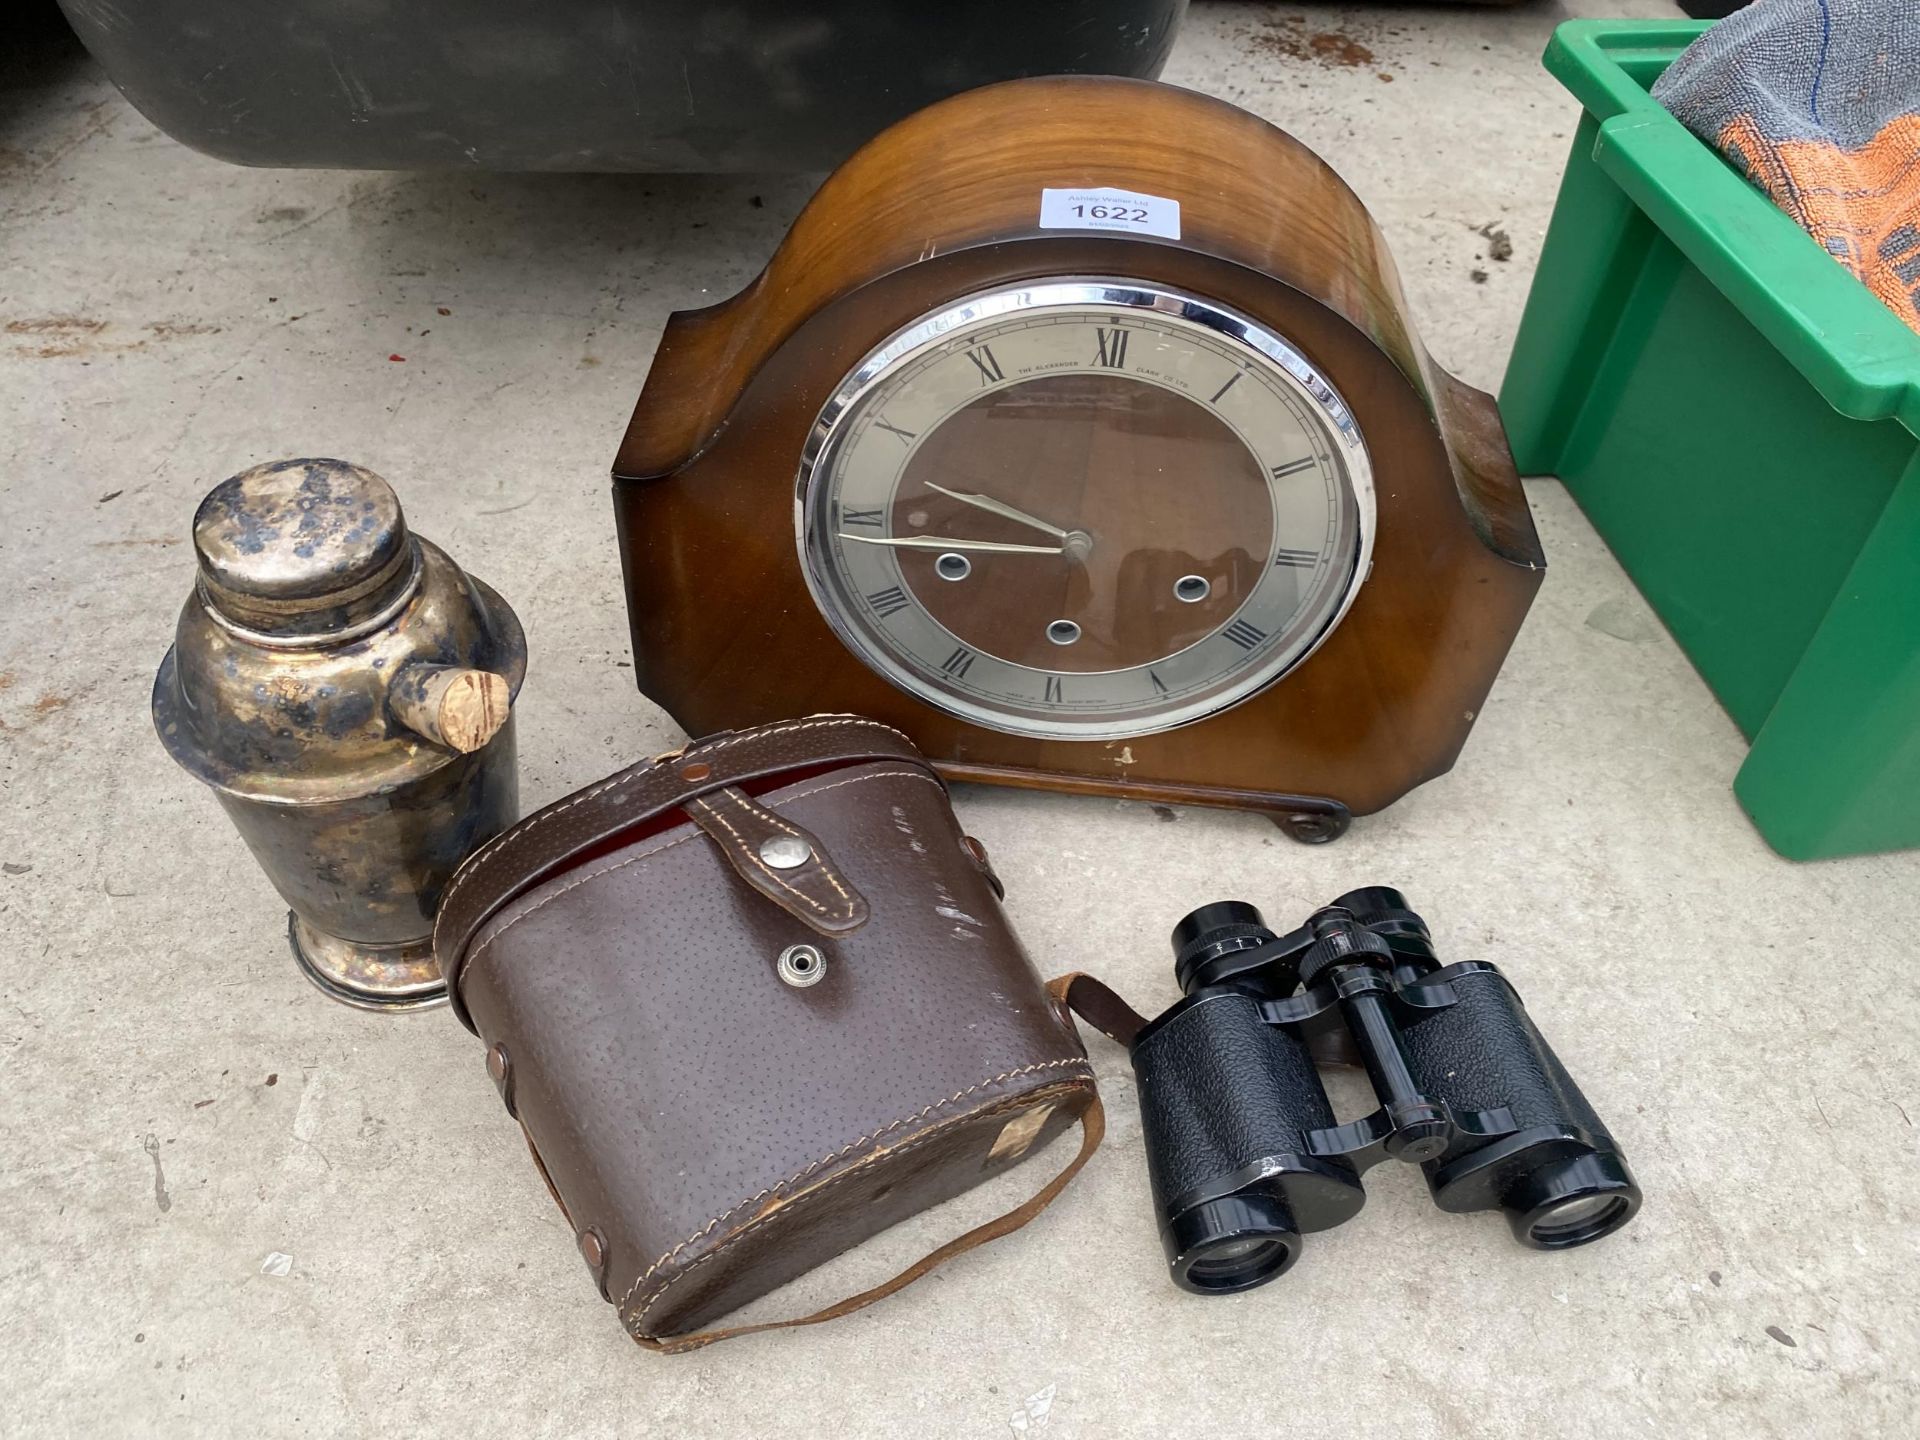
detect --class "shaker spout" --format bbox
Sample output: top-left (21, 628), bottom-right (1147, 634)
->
top-left (390, 663), bottom-right (512, 754)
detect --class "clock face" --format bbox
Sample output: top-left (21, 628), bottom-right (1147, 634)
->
top-left (796, 281), bottom-right (1375, 740)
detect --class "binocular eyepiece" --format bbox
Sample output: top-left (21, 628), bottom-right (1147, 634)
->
top-left (1130, 888), bottom-right (1640, 1294)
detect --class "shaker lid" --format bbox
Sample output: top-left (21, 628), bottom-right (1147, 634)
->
top-left (192, 459), bottom-right (418, 640)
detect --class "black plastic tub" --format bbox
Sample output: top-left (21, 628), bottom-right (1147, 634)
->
top-left (56, 0), bottom-right (1188, 172)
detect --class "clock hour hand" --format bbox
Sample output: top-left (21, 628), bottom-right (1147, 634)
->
top-left (838, 533), bottom-right (1063, 554)
top-left (921, 482), bottom-right (1072, 540)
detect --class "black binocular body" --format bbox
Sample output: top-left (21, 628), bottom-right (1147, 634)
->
top-left (1129, 888), bottom-right (1641, 1293)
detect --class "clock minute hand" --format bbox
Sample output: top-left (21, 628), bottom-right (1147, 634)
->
top-left (922, 482), bottom-right (1072, 540)
top-left (838, 533), bottom-right (1064, 555)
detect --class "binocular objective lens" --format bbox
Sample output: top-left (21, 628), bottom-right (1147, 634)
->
top-left (1165, 1194), bottom-right (1303, 1294)
top-left (1184, 1237), bottom-right (1292, 1290)
top-left (1526, 1193), bottom-right (1631, 1247)
top-left (1542, 1194), bottom-right (1616, 1226)
top-left (1502, 1149), bottom-right (1640, 1250)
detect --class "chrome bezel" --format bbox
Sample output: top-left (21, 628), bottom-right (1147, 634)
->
top-left (795, 280), bottom-right (1377, 741)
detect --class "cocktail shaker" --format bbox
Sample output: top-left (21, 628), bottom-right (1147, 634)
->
top-left (152, 458), bottom-right (527, 1011)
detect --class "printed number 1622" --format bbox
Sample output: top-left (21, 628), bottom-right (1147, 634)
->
top-left (1072, 203), bottom-right (1150, 222)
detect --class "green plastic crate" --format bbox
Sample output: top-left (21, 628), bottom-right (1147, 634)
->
top-left (1502, 20), bottom-right (1920, 861)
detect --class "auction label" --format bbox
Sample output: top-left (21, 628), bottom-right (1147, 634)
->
top-left (1038, 186), bottom-right (1181, 240)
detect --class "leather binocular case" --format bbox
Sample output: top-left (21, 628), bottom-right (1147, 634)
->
top-left (432, 715), bottom-right (1103, 1351)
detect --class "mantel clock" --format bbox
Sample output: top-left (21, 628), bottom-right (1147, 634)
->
top-left (612, 78), bottom-right (1544, 840)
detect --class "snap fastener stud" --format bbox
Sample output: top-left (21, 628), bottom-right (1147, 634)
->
top-left (679, 761), bottom-right (711, 783)
top-left (759, 835), bottom-right (812, 869)
top-left (777, 943), bottom-right (827, 988)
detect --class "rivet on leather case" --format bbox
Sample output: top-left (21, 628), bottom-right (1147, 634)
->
top-left (961, 836), bottom-right (1006, 899)
top-left (485, 1042), bottom-right (515, 1117)
top-left (578, 1227), bottom-right (611, 1298)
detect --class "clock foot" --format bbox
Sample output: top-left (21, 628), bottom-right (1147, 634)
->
top-left (1270, 800), bottom-right (1352, 845)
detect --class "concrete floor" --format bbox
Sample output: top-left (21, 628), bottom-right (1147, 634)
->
top-left (3, 2), bottom-right (1916, 1435)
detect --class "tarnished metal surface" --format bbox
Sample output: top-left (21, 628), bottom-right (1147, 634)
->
top-left (152, 460), bottom-right (527, 1011)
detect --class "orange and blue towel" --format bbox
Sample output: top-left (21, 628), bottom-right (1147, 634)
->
top-left (1654, 0), bottom-right (1920, 333)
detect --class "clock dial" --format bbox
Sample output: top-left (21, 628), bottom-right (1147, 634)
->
top-left (797, 282), bottom-right (1375, 740)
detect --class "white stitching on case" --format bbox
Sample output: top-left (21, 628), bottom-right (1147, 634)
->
top-left (696, 714), bottom-right (915, 755)
top-left (464, 828), bottom-right (707, 972)
top-left (615, 1058), bottom-right (1094, 1323)
top-left (625, 1070), bottom-right (1094, 1333)
top-left (686, 793), bottom-right (833, 916)
top-left (714, 787), bottom-right (857, 918)
top-left (434, 715), bottom-right (918, 953)
top-left (462, 767), bottom-right (941, 982)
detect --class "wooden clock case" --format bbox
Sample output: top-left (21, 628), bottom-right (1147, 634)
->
top-left (612, 77), bottom-right (1544, 840)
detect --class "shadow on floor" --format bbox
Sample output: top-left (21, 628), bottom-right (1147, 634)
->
top-left (0, 2), bottom-right (91, 139)
top-left (227, 166), bottom-right (829, 312)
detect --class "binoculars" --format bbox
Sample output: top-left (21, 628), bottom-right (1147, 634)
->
top-left (1129, 887), bottom-right (1641, 1293)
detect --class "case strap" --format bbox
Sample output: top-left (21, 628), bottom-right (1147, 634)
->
top-left (1047, 971), bottom-right (1150, 1048)
top-left (631, 969), bottom-right (1146, 1352)
top-left (433, 715), bottom-right (931, 1029)
top-left (635, 1085), bottom-right (1105, 1353)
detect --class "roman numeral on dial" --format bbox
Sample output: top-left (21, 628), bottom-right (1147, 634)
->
top-left (1273, 547), bottom-right (1317, 568)
top-left (966, 345), bottom-right (1005, 385)
top-left (865, 585), bottom-right (912, 618)
top-left (1093, 327), bottom-right (1130, 369)
top-left (1148, 669), bottom-right (1168, 695)
top-left (1270, 456), bottom-right (1316, 479)
top-left (1209, 372), bottom-right (1243, 403)
top-left (1222, 618), bottom-right (1268, 650)
top-left (1043, 675), bottom-right (1064, 704)
top-left (839, 506), bottom-right (884, 528)
top-left (874, 418), bottom-right (916, 444)
top-left (940, 646), bottom-right (976, 678)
